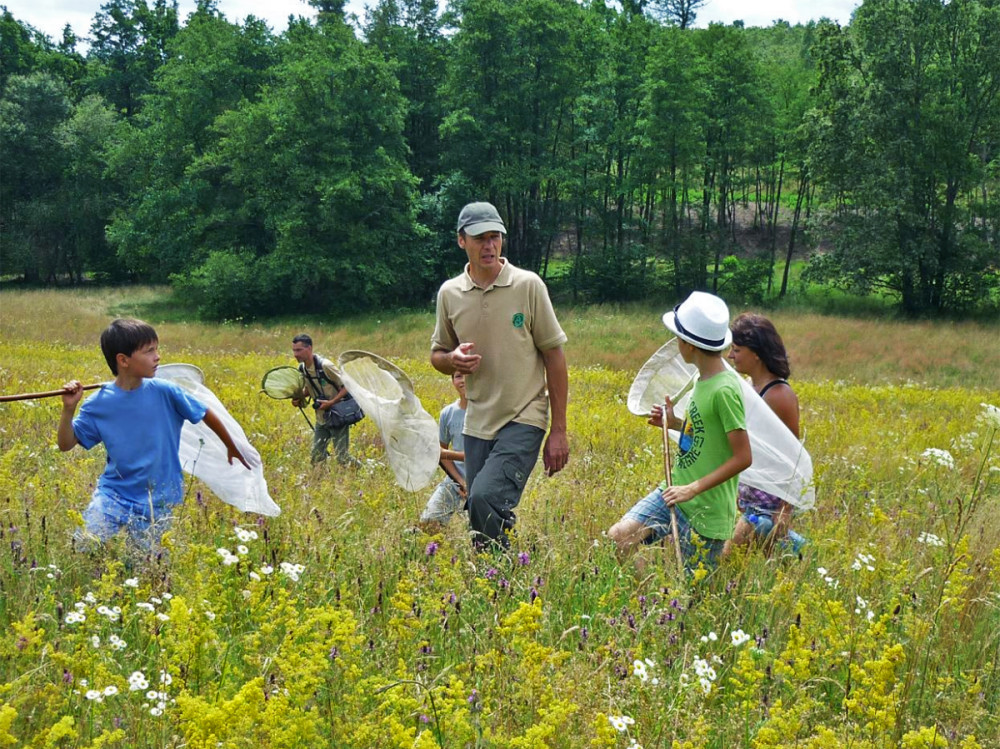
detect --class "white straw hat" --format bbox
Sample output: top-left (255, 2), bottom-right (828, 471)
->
top-left (662, 291), bottom-right (732, 352)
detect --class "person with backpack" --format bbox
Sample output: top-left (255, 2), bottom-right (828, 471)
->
top-left (290, 334), bottom-right (362, 467)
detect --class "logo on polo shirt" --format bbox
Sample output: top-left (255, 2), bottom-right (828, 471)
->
top-left (511, 313), bottom-right (525, 328)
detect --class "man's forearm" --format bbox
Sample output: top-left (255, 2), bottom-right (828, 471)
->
top-left (431, 349), bottom-right (455, 375)
top-left (543, 347), bottom-right (568, 431)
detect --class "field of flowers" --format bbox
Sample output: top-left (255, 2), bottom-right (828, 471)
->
top-left (0, 288), bottom-right (998, 748)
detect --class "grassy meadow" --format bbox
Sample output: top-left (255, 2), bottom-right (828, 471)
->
top-left (1, 287), bottom-right (998, 748)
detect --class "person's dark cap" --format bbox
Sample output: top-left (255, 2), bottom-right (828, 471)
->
top-left (457, 202), bottom-right (506, 236)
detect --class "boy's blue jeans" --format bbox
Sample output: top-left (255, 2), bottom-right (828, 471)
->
top-left (624, 487), bottom-right (725, 571)
top-left (75, 489), bottom-right (174, 551)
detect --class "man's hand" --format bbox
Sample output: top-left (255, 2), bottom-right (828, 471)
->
top-left (543, 429), bottom-right (569, 476)
top-left (449, 342), bottom-right (482, 375)
top-left (291, 397), bottom-right (303, 408)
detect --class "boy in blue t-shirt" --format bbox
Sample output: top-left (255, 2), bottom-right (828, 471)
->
top-left (418, 371), bottom-right (468, 531)
top-left (58, 318), bottom-right (250, 548)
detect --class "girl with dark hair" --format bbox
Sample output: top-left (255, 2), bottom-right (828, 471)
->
top-left (726, 313), bottom-right (806, 554)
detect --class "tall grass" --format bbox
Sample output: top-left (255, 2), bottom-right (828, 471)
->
top-left (2, 286), bottom-right (997, 388)
top-left (0, 287), bottom-right (998, 747)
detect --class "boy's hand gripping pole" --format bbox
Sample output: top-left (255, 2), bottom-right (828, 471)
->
top-left (662, 411), bottom-right (685, 571)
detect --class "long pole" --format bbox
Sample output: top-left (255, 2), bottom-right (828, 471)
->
top-left (298, 407), bottom-right (314, 429)
top-left (662, 415), bottom-right (685, 571)
top-left (0, 384), bottom-right (102, 403)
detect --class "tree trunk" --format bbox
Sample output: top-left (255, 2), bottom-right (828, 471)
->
top-left (781, 171), bottom-right (807, 298)
top-left (768, 155), bottom-right (785, 296)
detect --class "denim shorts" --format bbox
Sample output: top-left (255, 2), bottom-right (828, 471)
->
top-left (419, 478), bottom-right (465, 524)
top-left (76, 489), bottom-right (174, 550)
top-left (624, 487), bottom-right (724, 569)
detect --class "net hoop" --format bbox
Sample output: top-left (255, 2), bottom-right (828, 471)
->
top-left (156, 363), bottom-right (205, 386)
top-left (261, 366), bottom-right (306, 400)
top-left (627, 338), bottom-right (698, 416)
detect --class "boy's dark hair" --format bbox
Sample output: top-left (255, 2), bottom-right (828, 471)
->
top-left (292, 334), bottom-right (313, 347)
top-left (101, 318), bottom-right (158, 375)
top-left (730, 313), bottom-right (791, 379)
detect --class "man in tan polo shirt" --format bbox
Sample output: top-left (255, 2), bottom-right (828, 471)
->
top-left (431, 201), bottom-right (569, 550)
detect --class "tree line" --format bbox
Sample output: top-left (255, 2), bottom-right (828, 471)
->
top-left (1, 0), bottom-right (998, 318)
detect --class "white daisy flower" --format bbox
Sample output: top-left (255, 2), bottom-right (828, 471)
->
top-left (632, 659), bottom-right (648, 682)
top-left (730, 629), bottom-right (751, 646)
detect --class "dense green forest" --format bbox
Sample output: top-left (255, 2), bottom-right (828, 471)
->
top-left (1, 0), bottom-right (998, 318)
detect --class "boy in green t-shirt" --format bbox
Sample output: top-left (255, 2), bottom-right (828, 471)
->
top-left (609, 292), bottom-right (751, 570)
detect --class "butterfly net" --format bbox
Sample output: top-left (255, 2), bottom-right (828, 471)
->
top-left (261, 366), bottom-right (305, 400)
top-left (157, 364), bottom-right (280, 516)
top-left (338, 351), bottom-right (439, 492)
top-left (627, 338), bottom-right (698, 416)
top-left (729, 363), bottom-right (815, 510)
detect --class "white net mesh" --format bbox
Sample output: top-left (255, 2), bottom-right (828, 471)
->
top-left (730, 364), bottom-right (815, 510)
top-left (338, 351), bottom-right (439, 492)
top-left (156, 365), bottom-right (280, 517)
top-left (627, 338), bottom-right (698, 416)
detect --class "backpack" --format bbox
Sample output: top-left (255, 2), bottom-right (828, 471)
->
top-left (300, 355), bottom-right (365, 428)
